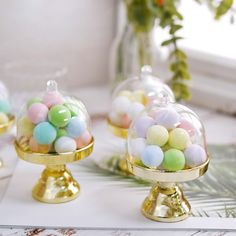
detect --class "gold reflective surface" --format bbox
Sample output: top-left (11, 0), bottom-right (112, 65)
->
top-left (0, 115), bottom-right (15, 135)
top-left (107, 118), bottom-right (128, 139)
top-left (15, 138), bottom-right (94, 204)
top-left (127, 155), bottom-right (209, 222)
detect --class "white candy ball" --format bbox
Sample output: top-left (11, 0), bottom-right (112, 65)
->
top-left (128, 102), bottom-right (145, 120)
top-left (184, 144), bottom-right (207, 167)
top-left (109, 111), bottom-right (121, 126)
top-left (111, 96), bottom-right (131, 115)
top-left (54, 136), bottom-right (77, 154)
top-left (130, 138), bottom-right (146, 158)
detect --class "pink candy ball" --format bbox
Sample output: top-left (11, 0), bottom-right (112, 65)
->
top-left (120, 114), bottom-right (132, 129)
top-left (27, 103), bottom-right (49, 124)
top-left (42, 91), bottom-right (64, 108)
top-left (76, 130), bottom-right (92, 149)
top-left (178, 118), bottom-right (196, 137)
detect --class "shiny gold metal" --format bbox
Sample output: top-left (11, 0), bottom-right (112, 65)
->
top-left (14, 138), bottom-right (94, 204)
top-left (0, 115), bottom-right (15, 168)
top-left (127, 155), bottom-right (210, 222)
top-left (107, 118), bottom-right (131, 174)
top-left (0, 115), bottom-right (15, 135)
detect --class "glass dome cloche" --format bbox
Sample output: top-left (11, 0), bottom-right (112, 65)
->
top-left (14, 80), bottom-right (94, 204)
top-left (108, 66), bottom-right (175, 132)
top-left (126, 93), bottom-right (209, 222)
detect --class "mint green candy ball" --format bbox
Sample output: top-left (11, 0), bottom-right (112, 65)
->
top-left (64, 103), bottom-right (79, 117)
top-left (27, 97), bottom-right (42, 108)
top-left (163, 149), bottom-right (185, 171)
top-left (0, 100), bottom-right (10, 114)
top-left (169, 128), bottom-right (190, 150)
top-left (48, 105), bottom-right (71, 128)
top-left (146, 125), bottom-right (169, 147)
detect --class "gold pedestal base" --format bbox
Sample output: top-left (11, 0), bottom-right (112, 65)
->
top-left (32, 165), bottom-right (80, 204)
top-left (118, 158), bottom-right (132, 175)
top-left (141, 183), bottom-right (191, 222)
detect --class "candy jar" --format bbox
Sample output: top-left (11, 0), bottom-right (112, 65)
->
top-left (126, 95), bottom-right (209, 222)
top-left (0, 80), bottom-right (15, 168)
top-left (105, 66), bottom-right (174, 174)
top-left (14, 80), bottom-right (94, 203)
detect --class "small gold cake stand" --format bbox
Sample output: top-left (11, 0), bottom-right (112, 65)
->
top-left (14, 138), bottom-right (94, 204)
top-left (107, 119), bottom-right (130, 174)
top-left (127, 155), bottom-right (210, 222)
top-left (0, 115), bottom-right (15, 168)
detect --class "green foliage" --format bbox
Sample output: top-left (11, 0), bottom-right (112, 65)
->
top-left (125, 0), bottom-right (234, 100)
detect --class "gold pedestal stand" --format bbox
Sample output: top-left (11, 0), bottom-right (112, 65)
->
top-left (127, 156), bottom-right (209, 222)
top-left (107, 119), bottom-right (130, 174)
top-left (14, 138), bottom-right (94, 204)
top-left (0, 115), bottom-right (15, 168)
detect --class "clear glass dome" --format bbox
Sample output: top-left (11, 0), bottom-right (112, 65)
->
top-left (108, 67), bottom-right (175, 129)
top-left (127, 97), bottom-right (208, 171)
top-left (0, 80), bottom-right (12, 125)
top-left (16, 80), bottom-right (92, 154)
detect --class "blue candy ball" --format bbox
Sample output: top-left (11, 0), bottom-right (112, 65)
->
top-left (141, 145), bottom-right (164, 168)
top-left (66, 117), bottom-right (86, 138)
top-left (33, 122), bottom-right (57, 145)
top-left (0, 100), bottom-right (10, 114)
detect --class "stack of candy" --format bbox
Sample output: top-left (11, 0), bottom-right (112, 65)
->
top-left (0, 81), bottom-right (11, 126)
top-left (128, 105), bottom-right (207, 171)
top-left (16, 81), bottom-right (92, 154)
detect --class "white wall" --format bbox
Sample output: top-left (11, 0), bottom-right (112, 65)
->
top-left (0, 0), bottom-right (117, 92)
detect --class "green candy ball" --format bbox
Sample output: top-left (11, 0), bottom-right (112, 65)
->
top-left (27, 97), bottom-right (42, 108)
top-left (169, 128), bottom-right (190, 150)
top-left (64, 103), bottom-right (79, 117)
top-left (48, 105), bottom-right (71, 128)
top-left (56, 128), bottom-right (67, 138)
top-left (163, 149), bottom-right (185, 171)
top-left (146, 125), bottom-right (169, 147)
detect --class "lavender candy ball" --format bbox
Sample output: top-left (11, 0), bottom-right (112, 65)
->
top-left (66, 116), bottom-right (87, 138)
top-left (184, 144), bottom-right (207, 168)
top-left (129, 138), bottom-right (146, 158)
top-left (154, 108), bottom-right (180, 130)
top-left (134, 116), bottom-right (155, 138)
top-left (141, 145), bottom-right (164, 168)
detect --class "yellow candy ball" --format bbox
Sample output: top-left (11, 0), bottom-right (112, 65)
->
top-left (0, 112), bottom-right (9, 125)
top-left (169, 128), bottom-right (190, 150)
top-left (132, 90), bottom-right (148, 105)
top-left (146, 125), bottom-right (169, 147)
top-left (17, 116), bottom-right (35, 138)
top-left (118, 90), bottom-right (133, 100)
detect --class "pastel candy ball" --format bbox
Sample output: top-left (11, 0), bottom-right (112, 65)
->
top-left (64, 103), bottom-right (79, 117)
top-left (163, 149), bottom-right (185, 171)
top-left (33, 122), bottom-right (57, 145)
top-left (56, 128), bottom-right (67, 138)
top-left (109, 111), bottom-right (121, 126)
top-left (54, 136), bottom-right (77, 153)
top-left (27, 103), bottom-right (49, 124)
top-left (75, 130), bottom-right (92, 149)
top-left (141, 145), bottom-right (164, 168)
top-left (146, 125), bottom-right (169, 147)
top-left (169, 128), bottom-right (190, 150)
top-left (118, 90), bottom-right (133, 100)
top-left (27, 97), bottom-right (42, 108)
top-left (0, 112), bottom-right (9, 125)
top-left (48, 105), bottom-right (71, 128)
top-left (134, 116), bottom-right (155, 138)
top-left (29, 137), bottom-right (51, 154)
top-left (184, 144), bottom-right (207, 167)
top-left (154, 108), bottom-right (180, 130)
top-left (66, 117), bottom-right (86, 138)
top-left (119, 114), bottom-right (131, 128)
top-left (43, 91), bottom-right (64, 108)
top-left (178, 118), bottom-right (196, 137)
top-left (111, 96), bottom-right (131, 115)
top-left (129, 138), bottom-right (146, 158)
top-left (132, 90), bottom-right (147, 105)
top-left (128, 102), bottom-right (145, 120)
top-left (17, 116), bottom-right (35, 137)
top-left (0, 100), bottom-right (10, 114)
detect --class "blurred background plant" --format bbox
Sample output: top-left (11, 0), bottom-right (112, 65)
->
top-left (111, 0), bottom-right (235, 100)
